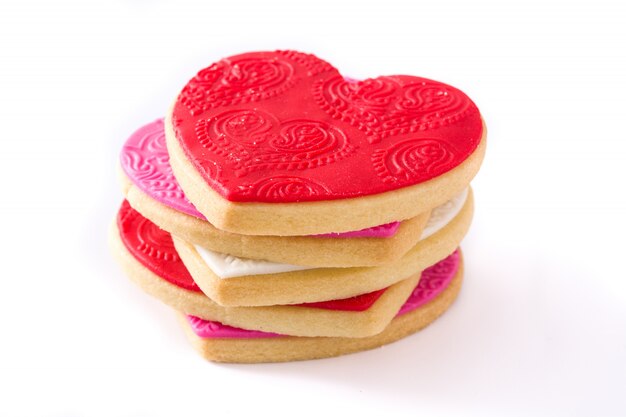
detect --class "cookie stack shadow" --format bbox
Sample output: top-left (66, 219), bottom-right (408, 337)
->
top-left (109, 50), bottom-right (485, 363)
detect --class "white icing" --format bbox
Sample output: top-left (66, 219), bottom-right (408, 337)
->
top-left (420, 188), bottom-right (468, 239)
top-left (194, 245), bottom-right (310, 279)
top-left (192, 188), bottom-right (469, 278)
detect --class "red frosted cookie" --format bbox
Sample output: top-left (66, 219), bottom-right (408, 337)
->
top-left (109, 200), bottom-right (425, 338)
top-left (118, 118), bottom-right (432, 267)
top-left (166, 50), bottom-right (486, 235)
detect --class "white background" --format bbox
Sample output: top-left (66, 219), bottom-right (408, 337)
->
top-left (1, 0), bottom-right (625, 416)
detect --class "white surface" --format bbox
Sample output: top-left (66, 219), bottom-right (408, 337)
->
top-left (421, 187), bottom-right (468, 239)
top-left (1, 0), bottom-right (625, 416)
top-left (194, 244), bottom-right (310, 278)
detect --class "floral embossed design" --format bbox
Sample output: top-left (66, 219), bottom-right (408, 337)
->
top-left (121, 119), bottom-right (205, 218)
top-left (372, 138), bottom-right (457, 184)
top-left (195, 109), bottom-right (354, 177)
top-left (117, 198), bottom-right (136, 233)
top-left (116, 201), bottom-right (200, 292)
top-left (135, 216), bottom-right (179, 262)
top-left (171, 50), bottom-right (483, 203)
top-left (314, 75), bottom-right (476, 143)
top-left (122, 120), bottom-right (402, 237)
top-left (178, 56), bottom-right (297, 116)
top-left (412, 250), bottom-right (459, 297)
top-left (398, 249), bottom-right (459, 315)
top-left (187, 315), bottom-right (282, 339)
top-left (121, 120), bottom-right (183, 200)
top-left (237, 176), bottom-right (332, 201)
top-left (277, 50), bottom-right (335, 76)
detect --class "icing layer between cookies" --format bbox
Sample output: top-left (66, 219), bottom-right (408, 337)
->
top-left (192, 189), bottom-right (468, 278)
top-left (117, 200), bottom-right (201, 292)
top-left (187, 249), bottom-right (460, 339)
top-left (116, 201), bottom-right (388, 312)
top-left (194, 245), bottom-right (310, 278)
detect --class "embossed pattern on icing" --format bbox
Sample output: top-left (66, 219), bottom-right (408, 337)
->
top-left (178, 57), bottom-right (298, 116)
top-left (117, 200), bottom-right (201, 292)
top-left (315, 76), bottom-right (474, 144)
top-left (121, 119), bottom-right (401, 238)
top-left (195, 110), bottom-right (355, 177)
top-left (187, 249), bottom-right (460, 339)
top-left (118, 204), bottom-right (394, 311)
top-left (397, 249), bottom-right (459, 315)
top-left (188, 315), bottom-right (282, 339)
top-left (172, 50), bottom-right (482, 203)
top-left (121, 119), bottom-right (204, 219)
top-left (372, 138), bottom-right (457, 184)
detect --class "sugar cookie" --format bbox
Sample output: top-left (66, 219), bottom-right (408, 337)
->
top-left (166, 50), bottom-right (485, 235)
top-left (119, 119), bottom-right (431, 267)
top-left (179, 250), bottom-right (463, 363)
top-left (110, 201), bottom-right (427, 337)
top-left (174, 189), bottom-right (473, 306)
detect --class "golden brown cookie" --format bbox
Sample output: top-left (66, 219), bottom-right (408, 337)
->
top-left (179, 251), bottom-right (464, 363)
top-left (165, 50), bottom-right (486, 236)
top-left (109, 201), bottom-right (422, 337)
top-left (117, 120), bottom-right (435, 267)
top-left (173, 189), bottom-right (473, 306)
top-left (119, 161), bottom-right (430, 268)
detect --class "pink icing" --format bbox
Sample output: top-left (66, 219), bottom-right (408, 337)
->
top-left (187, 315), bottom-right (281, 339)
top-left (121, 119), bottom-right (204, 218)
top-left (120, 119), bottom-right (400, 238)
top-left (396, 249), bottom-right (460, 316)
top-left (188, 249), bottom-right (460, 339)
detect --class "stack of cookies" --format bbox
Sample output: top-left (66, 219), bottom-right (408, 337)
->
top-left (110, 50), bottom-right (486, 363)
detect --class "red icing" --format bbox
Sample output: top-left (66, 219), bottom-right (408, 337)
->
top-left (297, 288), bottom-right (386, 311)
top-left (117, 201), bottom-right (201, 292)
top-left (116, 201), bottom-right (391, 310)
top-left (172, 50), bottom-right (482, 203)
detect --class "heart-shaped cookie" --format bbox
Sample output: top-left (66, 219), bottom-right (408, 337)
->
top-left (166, 50), bottom-right (485, 235)
top-left (116, 200), bottom-right (387, 310)
top-left (180, 250), bottom-right (463, 363)
top-left (111, 201), bottom-right (427, 338)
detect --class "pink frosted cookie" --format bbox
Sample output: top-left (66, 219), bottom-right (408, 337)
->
top-left (165, 50), bottom-right (485, 236)
top-left (179, 250), bottom-right (463, 363)
top-left (109, 200), bottom-right (427, 338)
top-left (122, 119), bottom-right (399, 235)
top-left (119, 119), bottom-right (430, 267)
